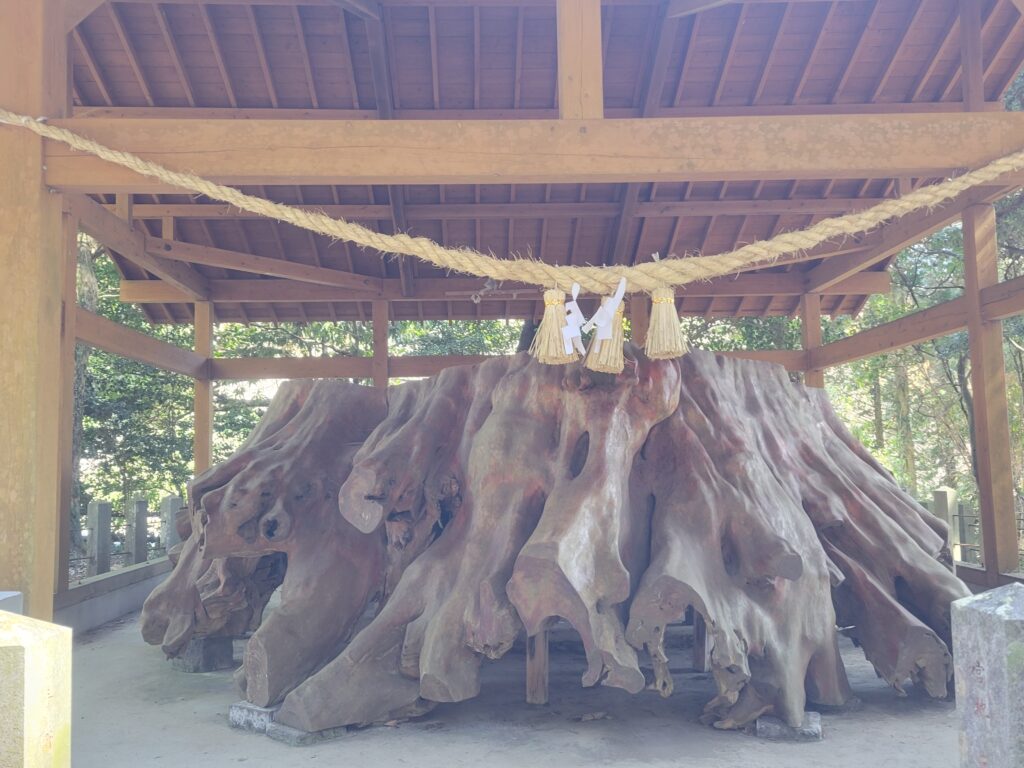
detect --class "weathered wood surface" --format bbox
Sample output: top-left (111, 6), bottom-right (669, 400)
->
top-left (141, 350), bottom-right (968, 734)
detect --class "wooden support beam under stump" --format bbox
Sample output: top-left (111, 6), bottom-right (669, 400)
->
top-left (526, 627), bottom-right (550, 705)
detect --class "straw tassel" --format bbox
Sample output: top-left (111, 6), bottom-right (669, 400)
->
top-left (530, 288), bottom-right (579, 365)
top-left (644, 285), bottom-right (687, 360)
top-left (585, 299), bottom-right (626, 374)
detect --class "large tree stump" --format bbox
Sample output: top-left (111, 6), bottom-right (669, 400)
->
top-left (141, 350), bottom-right (969, 735)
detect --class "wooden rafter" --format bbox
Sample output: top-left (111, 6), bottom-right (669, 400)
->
top-left (831, 0), bottom-right (880, 105)
top-left (199, 4), bottom-right (237, 108)
top-left (868, 0), bottom-right (925, 102)
top-left (153, 4), bottom-right (195, 107)
top-left (107, 4), bottom-right (154, 107)
top-left (72, 28), bottom-right (113, 106)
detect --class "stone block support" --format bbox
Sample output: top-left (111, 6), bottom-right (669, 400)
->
top-left (160, 496), bottom-right (184, 553)
top-left (128, 498), bottom-right (149, 565)
top-left (952, 584), bottom-right (1024, 768)
top-left (0, 610), bottom-right (72, 766)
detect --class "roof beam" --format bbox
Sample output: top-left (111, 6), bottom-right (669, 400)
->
top-left (145, 236), bottom-right (383, 293)
top-left (556, 0), bottom-right (604, 119)
top-left (110, 198), bottom-right (889, 221)
top-left (43, 113), bottom-right (1024, 192)
top-left (803, 185), bottom-right (1007, 292)
top-left (65, 195), bottom-right (210, 300)
top-left (668, 0), bottom-right (862, 15)
top-left (121, 271), bottom-right (890, 305)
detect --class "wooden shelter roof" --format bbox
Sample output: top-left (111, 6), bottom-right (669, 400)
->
top-left (68, 0), bottom-right (1024, 323)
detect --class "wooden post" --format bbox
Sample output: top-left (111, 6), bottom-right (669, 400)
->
top-left (692, 612), bottom-right (709, 672)
top-left (962, 204), bottom-right (1019, 579)
top-left (556, 0), bottom-right (604, 119)
top-left (630, 296), bottom-right (650, 348)
top-left (372, 300), bottom-right (389, 388)
top-left (526, 627), bottom-right (550, 705)
top-left (56, 213), bottom-right (78, 594)
top-left (194, 301), bottom-right (214, 475)
top-left (801, 293), bottom-right (825, 388)
top-left (0, 0), bottom-right (68, 620)
top-left (959, 0), bottom-right (985, 112)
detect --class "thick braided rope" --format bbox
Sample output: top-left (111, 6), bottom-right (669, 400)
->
top-left (4, 107), bottom-right (1023, 294)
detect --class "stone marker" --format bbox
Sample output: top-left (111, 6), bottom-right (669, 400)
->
top-left (0, 610), bottom-right (72, 767)
top-left (0, 591), bottom-right (23, 615)
top-left (952, 583), bottom-right (1024, 768)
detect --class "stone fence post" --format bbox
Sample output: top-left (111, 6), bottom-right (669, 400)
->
top-left (932, 487), bottom-right (958, 564)
top-left (160, 495), bottom-right (183, 553)
top-left (128, 498), bottom-right (148, 565)
top-left (86, 501), bottom-right (111, 577)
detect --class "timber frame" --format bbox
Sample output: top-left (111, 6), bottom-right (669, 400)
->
top-left (2, 0), bottom-right (1024, 620)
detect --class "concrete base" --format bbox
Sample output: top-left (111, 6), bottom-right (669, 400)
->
top-left (265, 722), bottom-right (349, 747)
top-left (754, 712), bottom-right (823, 742)
top-left (229, 701), bottom-right (279, 733)
top-left (171, 636), bottom-right (235, 673)
top-left (0, 591), bottom-right (23, 615)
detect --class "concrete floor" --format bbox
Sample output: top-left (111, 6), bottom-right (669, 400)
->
top-left (72, 613), bottom-right (959, 768)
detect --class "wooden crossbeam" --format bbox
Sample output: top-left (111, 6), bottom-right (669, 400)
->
top-left (107, 198), bottom-right (890, 221)
top-left (808, 297), bottom-right (968, 369)
top-left (208, 350), bottom-right (804, 381)
top-left (44, 113), bottom-right (1024, 192)
top-left (75, 306), bottom-right (207, 377)
top-left (981, 273), bottom-right (1024, 321)
top-left (145, 236), bottom-right (382, 293)
top-left (803, 186), bottom-right (1005, 292)
top-left (66, 195), bottom-right (210, 300)
top-left (120, 272), bottom-right (890, 305)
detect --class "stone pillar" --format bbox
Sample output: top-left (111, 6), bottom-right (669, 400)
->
top-left (160, 496), bottom-right (183, 553)
top-left (128, 498), bottom-right (149, 565)
top-left (952, 583), bottom-right (1024, 768)
top-left (0, 610), bottom-right (72, 766)
top-left (86, 501), bottom-right (111, 577)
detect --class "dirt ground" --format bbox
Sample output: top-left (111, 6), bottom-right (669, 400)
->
top-left (71, 614), bottom-right (958, 768)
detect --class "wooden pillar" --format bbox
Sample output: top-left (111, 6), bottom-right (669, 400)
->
top-left (526, 627), bottom-right (550, 705)
top-left (630, 296), bottom-right (650, 348)
top-left (372, 300), bottom-right (389, 388)
top-left (0, 0), bottom-right (68, 620)
top-left (959, 0), bottom-right (985, 112)
top-left (56, 212), bottom-right (79, 594)
top-left (962, 204), bottom-right (1019, 578)
top-left (556, 0), bottom-right (604, 119)
top-left (194, 301), bottom-right (214, 475)
top-left (801, 293), bottom-right (825, 388)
